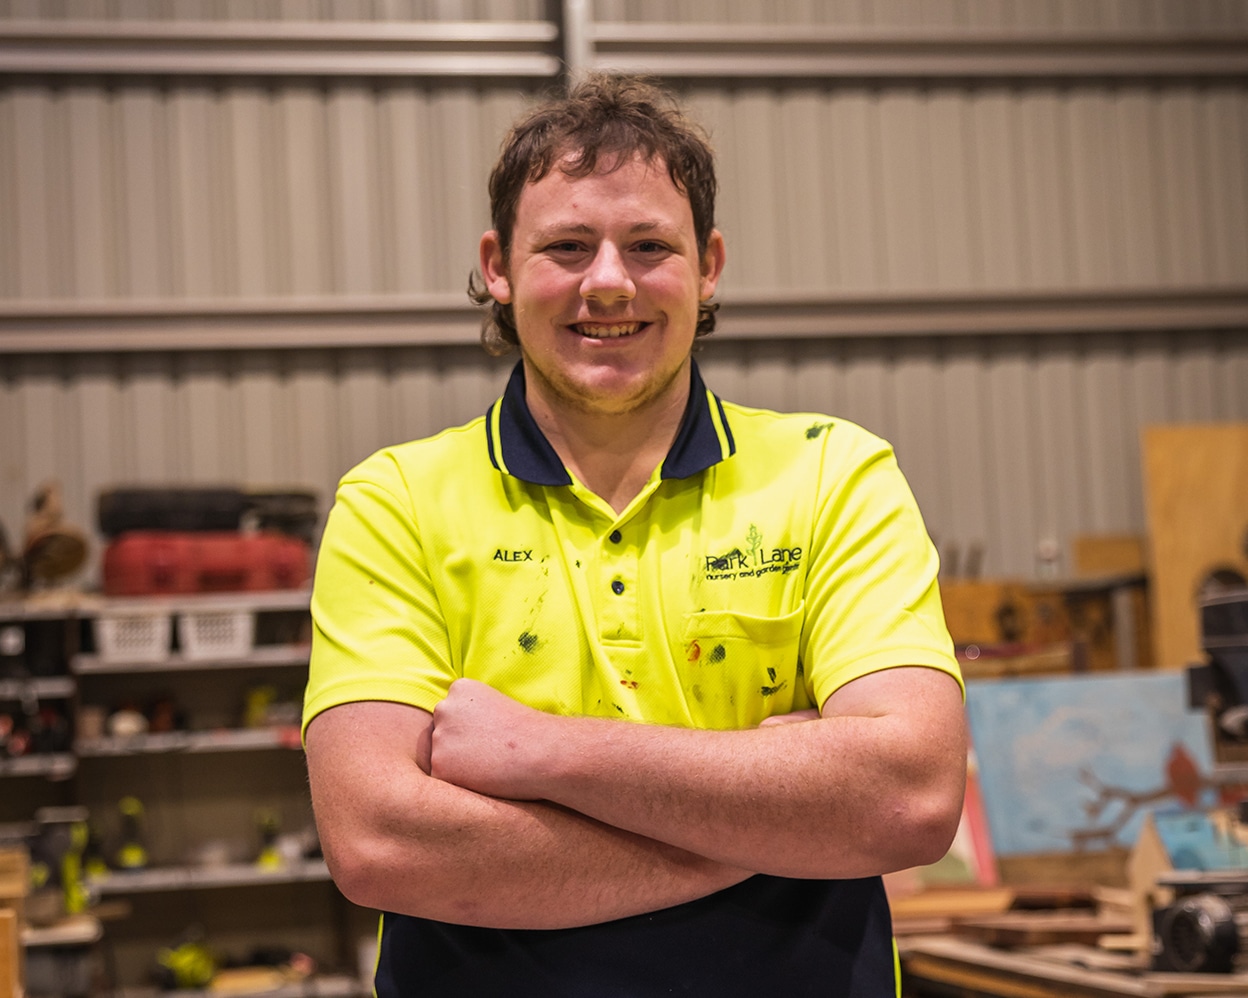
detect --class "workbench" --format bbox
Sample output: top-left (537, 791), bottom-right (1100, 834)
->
top-left (900, 936), bottom-right (1248, 998)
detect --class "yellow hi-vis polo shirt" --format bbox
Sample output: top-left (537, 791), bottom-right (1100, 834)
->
top-left (302, 359), bottom-right (960, 737)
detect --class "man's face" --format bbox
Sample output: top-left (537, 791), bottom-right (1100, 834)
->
top-left (480, 152), bottom-right (725, 420)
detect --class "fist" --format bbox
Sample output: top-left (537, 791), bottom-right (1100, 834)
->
top-left (429, 679), bottom-right (548, 800)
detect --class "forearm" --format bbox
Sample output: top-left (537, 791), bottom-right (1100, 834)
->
top-left (306, 702), bottom-right (750, 929)
top-left (531, 713), bottom-right (958, 878)
top-left (432, 668), bottom-right (967, 880)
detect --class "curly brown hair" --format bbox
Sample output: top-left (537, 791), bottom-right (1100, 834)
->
top-left (468, 73), bottom-right (720, 356)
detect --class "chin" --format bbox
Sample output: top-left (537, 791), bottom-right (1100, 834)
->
top-left (558, 373), bottom-right (667, 415)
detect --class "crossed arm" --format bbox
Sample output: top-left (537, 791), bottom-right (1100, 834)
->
top-left (304, 664), bottom-right (967, 930)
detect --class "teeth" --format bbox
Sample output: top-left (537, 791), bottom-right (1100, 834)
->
top-left (575, 323), bottom-right (641, 339)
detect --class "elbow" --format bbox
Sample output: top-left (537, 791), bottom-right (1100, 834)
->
top-left (322, 828), bottom-right (492, 927)
top-left (891, 711), bottom-right (970, 870)
top-left (321, 830), bottom-right (402, 911)
top-left (889, 772), bottom-right (967, 871)
top-left (906, 792), bottom-right (965, 868)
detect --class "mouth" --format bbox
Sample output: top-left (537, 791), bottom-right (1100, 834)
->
top-left (571, 321), bottom-right (647, 339)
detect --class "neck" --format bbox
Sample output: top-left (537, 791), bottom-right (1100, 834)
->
top-left (528, 371), bottom-right (691, 514)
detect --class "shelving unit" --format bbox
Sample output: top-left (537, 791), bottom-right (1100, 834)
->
top-left (94, 858), bottom-right (331, 896)
top-left (0, 677), bottom-right (76, 700)
top-left (0, 753), bottom-right (76, 779)
top-left (114, 973), bottom-right (362, 998)
top-left (0, 675), bottom-right (78, 779)
top-left (0, 591), bottom-right (373, 996)
top-left (74, 645), bottom-right (310, 675)
top-left (0, 600), bottom-right (84, 820)
top-left (76, 727), bottom-right (303, 758)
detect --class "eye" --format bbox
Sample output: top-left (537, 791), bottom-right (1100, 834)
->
top-left (536, 236), bottom-right (591, 259)
top-left (634, 240), bottom-right (671, 255)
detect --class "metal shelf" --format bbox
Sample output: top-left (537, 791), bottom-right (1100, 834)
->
top-left (0, 600), bottom-right (93, 622)
top-left (76, 726), bottom-right (302, 757)
top-left (95, 858), bottom-right (331, 895)
top-left (0, 753), bottom-right (76, 779)
top-left (0, 591), bottom-right (309, 620)
top-left (74, 643), bottom-right (310, 675)
top-left (89, 590), bottom-right (312, 616)
top-left (114, 974), bottom-right (364, 998)
top-left (0, 676), bottom-right (75, 701)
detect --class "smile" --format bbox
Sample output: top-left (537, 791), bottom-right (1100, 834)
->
top-left (573, 322), bottom-right (645, 339)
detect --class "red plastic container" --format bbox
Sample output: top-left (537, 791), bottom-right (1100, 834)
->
top-left (102, 531), bottom-right (311, 596)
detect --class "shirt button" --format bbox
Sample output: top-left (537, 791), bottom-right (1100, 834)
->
top-left (609, 530), bottom-right (622, 544)
top-left (611, 580), bottom-right (625, 595)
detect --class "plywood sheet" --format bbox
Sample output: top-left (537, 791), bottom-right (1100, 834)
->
top-left (0, 909), bottom-right (17, 998)
top-left (1073, 534), bottom-right (1146, 577)
top-left (1142, 425), bottom-right (1248, 669)
top-left (952, 910), bottom-right (1132, 948)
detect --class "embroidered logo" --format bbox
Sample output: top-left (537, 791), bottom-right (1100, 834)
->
top-left (703, 525), bottom-right (801, 581)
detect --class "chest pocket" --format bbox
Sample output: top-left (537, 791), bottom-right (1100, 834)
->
top-left (678, 603), bottom-right (810, 729)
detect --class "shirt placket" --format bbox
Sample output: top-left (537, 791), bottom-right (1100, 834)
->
top-left (597, 521), bottom-right (640, 645)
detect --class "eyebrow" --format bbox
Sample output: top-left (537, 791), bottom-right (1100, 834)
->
top-left (530, 220), bottom-right (676, 241)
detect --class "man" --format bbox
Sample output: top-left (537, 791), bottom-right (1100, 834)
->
top-left (303, 74), bottom-right (967, 997)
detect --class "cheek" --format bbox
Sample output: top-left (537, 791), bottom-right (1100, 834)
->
top-left (651, 262), bottom-right (704, 300)
top-left (515, 268), bottom-right (575, 307)
top-left (654, 276), bottom-right (703, 318)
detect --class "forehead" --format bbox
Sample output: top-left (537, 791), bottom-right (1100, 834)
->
top-left (514, 152), bottom-right (693, 232)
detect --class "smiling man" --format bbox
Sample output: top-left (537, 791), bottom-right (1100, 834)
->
top-left (302, 74), bottom-right (967, 998)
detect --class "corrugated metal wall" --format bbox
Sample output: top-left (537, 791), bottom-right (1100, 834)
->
top-left (594, 0), bottom-right (1248, 29)
top-left (5, 332), bottom-right (1247, 586)
top-left (0, 79), bottom-right (529, 299)
top-left (4, 79), bottom-right (1244, 300)
top-left (1, 2), bottom-right (1247, 585)
top-left (691, 82), bottom-right (1248, 293)
top-left (9, 0), bottom-right (1230, 30)
top-left (0, 1), bottom-right (548, 21)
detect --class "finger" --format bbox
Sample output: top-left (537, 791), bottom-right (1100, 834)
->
top-left (759, 709), bottom-right (820, 728)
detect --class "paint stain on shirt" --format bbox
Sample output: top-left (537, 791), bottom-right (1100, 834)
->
top-left (760, 666), bottom-right (787, 697)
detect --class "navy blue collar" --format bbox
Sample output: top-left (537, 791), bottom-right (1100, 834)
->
top-left (484, 360), bottom-right (736, 487)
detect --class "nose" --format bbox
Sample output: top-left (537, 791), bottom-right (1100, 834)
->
top-left (580, 242), bottom-right (635, 304)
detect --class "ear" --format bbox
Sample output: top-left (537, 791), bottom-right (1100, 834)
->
top-left (479, 230), bottom-right (512, 303)
top-left (698, 229), bottom-right (726, 301)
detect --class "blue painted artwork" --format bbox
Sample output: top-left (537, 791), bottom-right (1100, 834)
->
top-left (965, 671), bottom-right (1214, 856)
top-left (1151, 810), bottom-right (1248, 871)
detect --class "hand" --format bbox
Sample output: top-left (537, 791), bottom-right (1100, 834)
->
top-left (429, 678), bottom-right (552, 800)
top-left (758, 708), bottom-right (820, 728)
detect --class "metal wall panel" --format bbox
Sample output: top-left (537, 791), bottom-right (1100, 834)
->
top-left (591, 0), bottom-right (1248, 29)
top-left (1, 8), bottom-right (1247, 588)
top-left (682, 81), bottom-right (1248, 296)
top-left (3, 332), bottom-right (1247, 587)
top-left (0, 79), bottom-right (536, 301)
top-left (0, 0), bottom-right (548, 20)
top-left (4, 79), bottom-right (1244, 305)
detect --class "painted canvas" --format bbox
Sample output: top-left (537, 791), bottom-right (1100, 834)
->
top-left (965, 671), bottom-right (1214, 857)
top-left (1151, 809), bottom-right (1248, 871)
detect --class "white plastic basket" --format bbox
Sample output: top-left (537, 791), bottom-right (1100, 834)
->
top-left (177, 609), bottom-right (256, 661)
top-left (95, 612), bottom-right (172, 664)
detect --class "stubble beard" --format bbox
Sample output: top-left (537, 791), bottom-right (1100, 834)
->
top-left (520, 345), bottom-right (690, 422)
